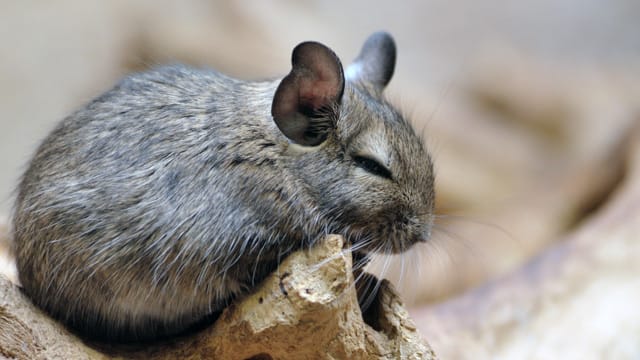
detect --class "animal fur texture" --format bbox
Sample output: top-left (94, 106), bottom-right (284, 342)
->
top-left (12, 32), bottom-right (435, 341)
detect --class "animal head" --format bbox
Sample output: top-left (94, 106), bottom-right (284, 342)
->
top-left (272, 32), bottom-right (435, 254)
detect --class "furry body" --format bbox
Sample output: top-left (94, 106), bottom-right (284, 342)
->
top-left (13, 33), bottom-right (435, 341)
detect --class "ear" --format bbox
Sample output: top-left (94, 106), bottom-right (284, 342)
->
top-left (345, 31), bottom-right (396, 89)
top-left (271, 41), bottom-right (345, 146)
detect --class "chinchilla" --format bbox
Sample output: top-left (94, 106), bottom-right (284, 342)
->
top-left (12, 32), bottom-right (435, 341)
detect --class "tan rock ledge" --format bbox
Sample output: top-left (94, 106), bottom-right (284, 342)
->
top-left (0, 234), bottom-right (436, 359)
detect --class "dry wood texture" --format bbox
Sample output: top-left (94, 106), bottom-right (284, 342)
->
top-left (0, 234), bottom-right (435, 360)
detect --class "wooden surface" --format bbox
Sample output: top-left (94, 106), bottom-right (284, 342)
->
top-left (0, 235), bottom-right (435, 360)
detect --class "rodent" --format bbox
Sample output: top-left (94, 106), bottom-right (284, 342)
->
top-left (12, 32), bottom-right (435, 342)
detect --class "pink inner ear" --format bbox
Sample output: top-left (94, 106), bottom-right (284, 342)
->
top-left (272, 41), bottom-right (344, 145)
top-left (290, 41), bottom-right (345, 111)
top-left (299, 79), bottom-right (339, 109)
top-left (273, 41), bottom-right (344, 121)
top-left (297, 61), bottom-right (342, 110)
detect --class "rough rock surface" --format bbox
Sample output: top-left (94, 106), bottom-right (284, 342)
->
top-left (0, 234), bottom-right (435, 359)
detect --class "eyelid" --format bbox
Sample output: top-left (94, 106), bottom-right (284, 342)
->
top-left (354, 152), bottom-right (388, 167)
top-left (352, 154), bottom-right (392, 179)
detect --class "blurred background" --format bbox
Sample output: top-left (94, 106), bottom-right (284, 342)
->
top-left (1, 1), bottom-right (639, 358)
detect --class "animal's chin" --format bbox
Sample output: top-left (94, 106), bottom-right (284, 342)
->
top-left (377, 242), bottom-right (420, 255)
top-left (343, 238), bottom-right (423, 271)
top-left (347, 236), bottom-right (423, 255)
top-left (338, 217), bottom-right (433, 255)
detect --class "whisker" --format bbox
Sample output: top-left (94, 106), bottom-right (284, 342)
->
top-left (430, 223), bottom-right (478, 255)
top-left (434, 213), bottom-right (519, 245)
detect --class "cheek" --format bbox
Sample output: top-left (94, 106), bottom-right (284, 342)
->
top-left (351, 167), bottom-right (374, 180)
top-left (340, 177), bottom-right (396, 214)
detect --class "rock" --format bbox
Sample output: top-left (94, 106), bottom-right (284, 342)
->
top-left (0, 234), bottom-right (436, 359)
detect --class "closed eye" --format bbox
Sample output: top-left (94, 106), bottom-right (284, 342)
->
top-left (353, 155), bottom-right (392, 179)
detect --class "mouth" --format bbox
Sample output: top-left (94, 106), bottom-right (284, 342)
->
top-left (337, 219), bottom-right (433, 255)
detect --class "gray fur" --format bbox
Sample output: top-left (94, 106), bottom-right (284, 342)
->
top-left (12, 32), bottom-right (435, 341)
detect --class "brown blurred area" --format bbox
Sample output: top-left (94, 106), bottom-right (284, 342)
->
top-left (1, 1), bottom-right (639, 358)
